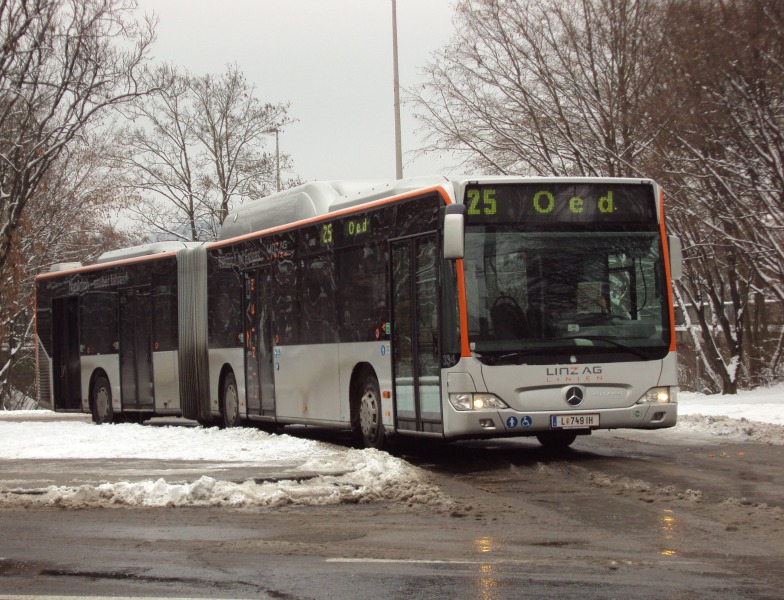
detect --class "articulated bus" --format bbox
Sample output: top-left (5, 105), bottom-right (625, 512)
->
top-left (35, 176), bottom-right (682, 449)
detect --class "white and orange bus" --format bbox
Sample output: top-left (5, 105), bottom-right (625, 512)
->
top-left (35, 176), bottom-right (682, 449)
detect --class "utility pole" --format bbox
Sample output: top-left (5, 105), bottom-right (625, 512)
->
top-left (265, 128), bottom-right (281, 192)
top-left (392, 0), bottom-right (403, 180)
top-left (274, 128), bottom-right (280, 192)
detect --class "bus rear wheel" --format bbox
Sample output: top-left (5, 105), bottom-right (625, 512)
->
top-left (536, 431), bottom-right (577, 450)
top-left (221, 372), bottom-right (241, 428)
top-left (91, 375), bottom-right (114, 425)
top-left (357, 374), bottom-right (386, 450)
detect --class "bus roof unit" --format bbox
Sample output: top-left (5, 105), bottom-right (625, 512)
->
top-left (219, 177), bottom-right (451, 241)
top-left (95, 241), bottom-right (205, 264)
top-left (47, 262), bottom-right (83, 272)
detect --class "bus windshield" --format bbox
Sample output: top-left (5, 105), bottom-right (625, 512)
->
top-left (464, 229), bottom-right (671, 364)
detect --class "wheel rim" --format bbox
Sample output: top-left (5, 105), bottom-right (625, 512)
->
top-left (95, 385), bottom-right (110, 421)
top-left (359, 388), bottom-right (379, 441)
top-left (225, 381), bottom-right (238, 425)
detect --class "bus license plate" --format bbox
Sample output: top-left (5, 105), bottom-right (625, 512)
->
top-left (551, 414), bottom-right (599, 429)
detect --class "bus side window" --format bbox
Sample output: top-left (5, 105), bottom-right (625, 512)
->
top-left (301, 253), bottom-right (337, 344)
top-left (272, 258), bottom-right (299, 345)
top-left (80, 290), bottom-right (117, 355)
top-left (208, 270), bottom-right (241, 348)
top-left (151, 285), bottom-right (177, 351)
top-left (338, 242), bottom-right (388, 343)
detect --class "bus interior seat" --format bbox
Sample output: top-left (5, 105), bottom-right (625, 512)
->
top-left (491, 296), bottom-right (529, 340)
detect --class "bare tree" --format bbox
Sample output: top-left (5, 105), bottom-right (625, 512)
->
top-left (0, 0), bottom-right (154, 407)
top-left (0, 0), bottom-right (154, 276)
top-left (413, 0), bottom-right (784, 393)
top-left (120, 63), bottom-right (297, 241)
top-left (409, 0), bottom-right (668, 177)
top-left (191, 64), bottom-right (294, 227)
top-left (656, 0), bottom-right (784, 391)
top-left (1, 130), bottom-right (132, 407)
top-left (116, 63), bottom-right (206, 240)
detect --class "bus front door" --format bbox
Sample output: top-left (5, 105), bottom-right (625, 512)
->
top-left (119, 287), bottom-right (154, 412)
top-left (51, 296), bottom-right (81, 410)
top-left (391, 235), bottom-right (443, 434)
top-left (243, 268), bottom-right (275, 418)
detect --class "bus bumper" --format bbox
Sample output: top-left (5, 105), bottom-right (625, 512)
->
top-left (443, 402), bottom-right (677, 438)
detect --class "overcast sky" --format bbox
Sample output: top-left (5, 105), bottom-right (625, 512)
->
top-left (135, 0), bottom-right (460, 183)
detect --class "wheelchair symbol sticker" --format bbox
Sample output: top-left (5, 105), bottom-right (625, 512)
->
top-left (520, 416), bottom-right (533, 428)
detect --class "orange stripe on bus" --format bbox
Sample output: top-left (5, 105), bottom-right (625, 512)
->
top-left (455, 258), bottom-right (471, 358)
top-left (658, 188), bottom-right (677, 352)
top-left (34, 249), bottom-right (181, 280)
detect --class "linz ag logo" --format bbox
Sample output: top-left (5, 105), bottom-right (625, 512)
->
top-left (545, 365), bottom-right (603, 383)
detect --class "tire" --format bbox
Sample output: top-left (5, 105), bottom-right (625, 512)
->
top-left (91, 375), bottom-right (114, 425)
top-left (536, 431), bottom-right (577, 450)
top-left (256, 421), bottom-right (279, 434)
top-left (126, 411), bottom-right (152, 425)
top-left (221, 372), bottom-right (241, 428)
top-left (122, 412), bottom-right (141, 424)
top-left (356, 374), bottom-right (387, 450)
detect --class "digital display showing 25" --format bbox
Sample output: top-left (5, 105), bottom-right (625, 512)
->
top-left (320, 216), bottom-right (371, 246)
top-left (464, 183), bottom-right (657, 225)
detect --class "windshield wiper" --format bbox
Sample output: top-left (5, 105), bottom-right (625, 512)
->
top-left (475, 336), bottom-right (651, 365)
top-left (477, 349), bottom-right (543, 366)
top-left (557, 335), bottom-right (650, 360)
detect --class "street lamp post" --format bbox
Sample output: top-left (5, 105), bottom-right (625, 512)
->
top-left (392, 0), bottom-right (403, 180)
top-left (265, 128), bottom-right (281, 192)
top-left (274, 128), bottom-right (280, 192)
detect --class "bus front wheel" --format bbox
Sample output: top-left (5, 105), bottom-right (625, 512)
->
top-left (536, 431), bottom-right (577, 450)
top-left (221, 372), bottom-right (241, 428)
top-left (357, 374), bottom-right (387, 450)
top-left (91, 375), bottom-right (114, 425)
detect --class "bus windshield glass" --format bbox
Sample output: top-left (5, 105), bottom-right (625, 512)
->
top-left (463, 183), bottom-right (670, 364)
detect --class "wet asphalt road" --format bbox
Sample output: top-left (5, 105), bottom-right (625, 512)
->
top-left (0, 423), bottom-right (782, 600)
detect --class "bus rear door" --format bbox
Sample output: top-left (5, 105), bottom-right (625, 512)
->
top-left (51, 296), bottom-right (81, 410)
top-left (119, 287), bottom-right (155, 412)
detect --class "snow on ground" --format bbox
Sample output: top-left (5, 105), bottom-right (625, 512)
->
top-left (0, 384), bottom-right (782, 510)
top-left (0, 420), bottom-right (452, 511)
top-left (677, 385), bottom-right (784, 445)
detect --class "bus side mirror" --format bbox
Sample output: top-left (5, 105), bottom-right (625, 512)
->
top-left (668, 235), bottom-right (683, 281)
top-left (443, 204), bottom-right (465, 260)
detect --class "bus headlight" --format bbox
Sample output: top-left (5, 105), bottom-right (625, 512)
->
top-left (638, 386), bottom-right (678, 404)
top-left (449, 393), bottom-right (509, 411)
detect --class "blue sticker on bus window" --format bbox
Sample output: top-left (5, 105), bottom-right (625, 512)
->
top-left (506, 416), bottom-right (518, 429)
top-left (521, 416), bottom-right (533, 428)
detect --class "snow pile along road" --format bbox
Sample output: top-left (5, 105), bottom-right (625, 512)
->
top-left (0, 421), bottom-right (453, 511)
top-left (675, 414), bottom-right (784, 445)
top-left (677, 386), bottom-right (784, 445)
top-left (21, 451), bottom-right (446, 510)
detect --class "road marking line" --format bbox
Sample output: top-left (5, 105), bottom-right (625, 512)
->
top-left (325, 557), bottom-right (706, 566)
top-left (0, 597), bottom-right (250, 600)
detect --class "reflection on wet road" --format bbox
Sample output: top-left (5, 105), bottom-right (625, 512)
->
top-left (473, 536), bottom-right (499, 600)
top-left (659, 508), bottom-right (680, 557)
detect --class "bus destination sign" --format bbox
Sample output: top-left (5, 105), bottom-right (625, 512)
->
top-left (464, 183), bottom-right (657, 225)
top-left (318, 215), bottom-right (372, 248)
